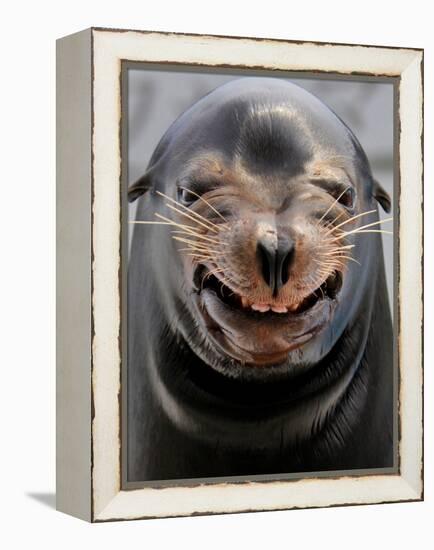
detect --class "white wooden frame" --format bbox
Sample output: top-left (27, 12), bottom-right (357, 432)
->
top-left (56, 27), bottom-right (423, 522)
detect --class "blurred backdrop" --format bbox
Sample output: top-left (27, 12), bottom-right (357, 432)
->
top-left (127, 69), bottom-right (394, 314)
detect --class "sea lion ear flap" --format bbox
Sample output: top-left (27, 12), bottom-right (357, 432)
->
top-left (372, 179), bottom-right (391, 213)
top-left (128, 172), bottom-right (152, 203)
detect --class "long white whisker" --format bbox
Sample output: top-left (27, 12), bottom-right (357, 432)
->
top-left (326, 218), bottom-right (393, 243)
top-left (156, 190), bottom-right (221, 232)
top-left (324, 254), bottom-right (360, 265)
top-left (171, 237), bottom-right (216, 250)
top-left (345, 229), bottom-right (393, 236)
top-left (321, 251), bottom-right (353, 257)
top-left (165, 203), bottom-right (219, 234)
top-left (326, 209), bottom-right (377, 234)
top-left (185, 253), bottom-right (214, 260)
top-left (129, 220), bottom-right (171, 225)
top-left (329, 209), bottom-right (346, 227)
top-left (153, 213), bottom-right (203, 233)
top-left (170, 230), bottom-right (222, 245)
top-left (177, 247), bottom-right (218, 256)
top-left (318, 186), bottom-right (351, 224)
top-left (172, 235), bottom-right (219, 253)
top-left (179, 186), bottom-right (227, 222)
top-left (153, 213), bottom-right (222, 244)
top-left (205, 272), bottom-right (225, 281)
top-left (319, 244), bottom-right (355, 253)
top-left (338, 218), bottom-right (393, 238)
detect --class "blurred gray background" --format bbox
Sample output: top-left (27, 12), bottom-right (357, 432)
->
top-left (127, 69), bottom-right (394, 314)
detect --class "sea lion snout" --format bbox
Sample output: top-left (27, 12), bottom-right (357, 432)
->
top-left (184, 190), bottom-right (345, 314)
top-left (256, 231), bottom-right (295, 296)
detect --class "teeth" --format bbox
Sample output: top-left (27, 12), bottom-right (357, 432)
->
top-left (240, 299), bottom-right (299, 314)
top-left (271, 305), bottom-right (288, 313)
top-left (241, 296), bottom-right (250, 308)
top-left (250, 303), bottom-right (289, 313)
top-left (251, 303), bottom-right (271, 312)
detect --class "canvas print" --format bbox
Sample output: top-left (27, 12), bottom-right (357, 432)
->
top-left (124, 68), bottom-right (395, 483)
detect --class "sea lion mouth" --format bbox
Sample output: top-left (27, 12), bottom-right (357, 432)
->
top-left (192, 264), bottom-right (342, 365)
top-left (194, 264), bottom-right (342, 317)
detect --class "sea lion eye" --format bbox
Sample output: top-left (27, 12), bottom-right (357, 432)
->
top-left (336, 187), bottom-right (356, 210)
top-left (178, 187), bottom-right (197, 206)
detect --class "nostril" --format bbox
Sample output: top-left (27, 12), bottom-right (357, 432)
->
top-left (256, 236), bottom-right (295, 296)
top-left (277, 239), bottom-right (295, 287)
top-left (257, 240), bottom-right (274, 290)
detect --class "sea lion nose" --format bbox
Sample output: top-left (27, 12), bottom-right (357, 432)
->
top-left (257, 235), bottom-right (295, 297)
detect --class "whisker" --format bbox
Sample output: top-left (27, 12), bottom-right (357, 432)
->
top-left (172, 236), bottom-right (219, 253)
top-left (313, 259), bottom-right (342, 270)
top-left (182, 248), bottom-right (215, 256)
top-left (185, 253), bottom-right (214, 261)
top-left (316, 253), bottom-right (340, 265)
top-left (326, 218), bottom-right (393, 244)
top-left (322, 212), bottom-right (346, 234)
top-left (165, 203), bottom-right (219, 234)
top-left (129, 220), bottom-right (171, 225)
top-left (172, 240), bottom-right (215, 251)
top-left (310, 272), bottom-right (327, 284)
top-left (152, 213), bottom-right (224, 245)
top-left (338, 218), bottom-right (393, 238)
top-left (329, 209), bottom-right (346, 227)
top-left (345, 229), bottom-right (393, 235)
top-left (314, 267), bottom-right (332, 275)
top-left (201, 268), bottom-right (220, 288)
top-left (320, 244), bottom-right (355, 253)
top-left (177, 248), bottom-right (218, 256)
top-left (170, 230), bottom-right (222, 245)
top-left (182, 252), bottom-right (217, 260)
top-left (329, 255), bottom-right (361, 265)
top-left (204, 267), bottom-right (226, 279)
top-left (304, 277), bottom-right (318, 295)
top-left (154, 213), bottom-right (208, 234)
top-left (178, 186), bottom-right (227, 222)
top-left (156, 190), bottom-right (222, 232)
top-left (321, 248), bottom-right (355, 257)
top-left (326, 209), bottom-right (378, 234)
top-left (318, 186), bottom-right (351, 224)
top-left (313, 265), bottom-right (345, 279)
top-left (201, 268), bottom-right (227, 290)
top-left (319, 264), bottom-right (345, 272)
top-left (172, 237), bottom-right (214, 250)
top-left (318, 258), bottom-right (346, 267)
top-left (130, 217), bottom-right (221, 243)
top-left (217, 277), bottom-right (230, 288)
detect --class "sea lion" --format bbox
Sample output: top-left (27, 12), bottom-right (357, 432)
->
top-left (127, 78), bottom-right (394, 481)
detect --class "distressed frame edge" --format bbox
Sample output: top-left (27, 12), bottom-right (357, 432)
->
top-left (90, 25), bottom-right (424, 54)
top-left (56, 27), bottom-right (93, 522)
top-left (90, 29), bottom-right (423, 522)
top-left (396, 51), bottom-right (424, 499)
top-left (94, 479), bottom-right (422, 523)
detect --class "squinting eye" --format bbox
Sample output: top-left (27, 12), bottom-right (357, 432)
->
top-left (178, 187), bottom-right (196, 206)
top-left (337, 187), bottom-right (355, 209)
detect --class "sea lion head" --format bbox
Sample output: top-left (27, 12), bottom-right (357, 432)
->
top-left (129, 78), bottom-right (391, 378)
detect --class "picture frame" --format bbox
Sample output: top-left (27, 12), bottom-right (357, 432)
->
top-left (56, 27), bottom-right (423, 522)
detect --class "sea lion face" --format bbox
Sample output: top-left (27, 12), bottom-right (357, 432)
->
top-left (129, 78), bottom-right (390, 374)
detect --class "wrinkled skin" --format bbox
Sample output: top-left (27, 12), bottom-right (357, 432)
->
top-left (127, 78), bottom-right (394, 481)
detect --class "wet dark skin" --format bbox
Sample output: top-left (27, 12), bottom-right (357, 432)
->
top-left (127, 78), bottom-right (393, 481)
